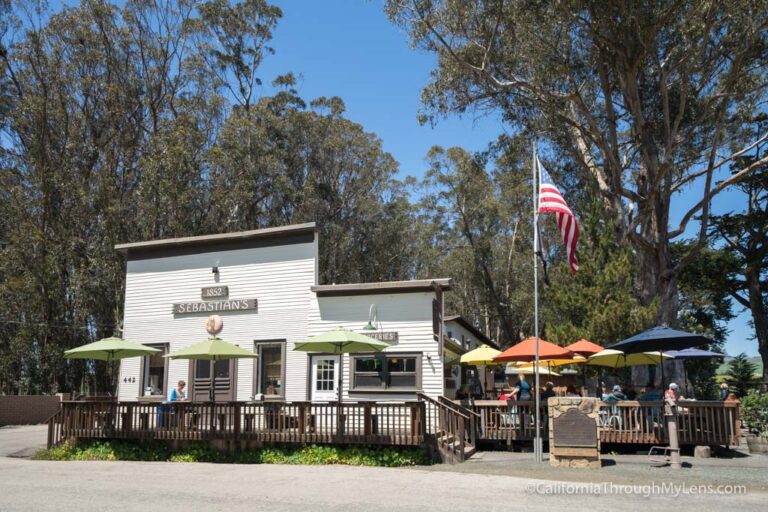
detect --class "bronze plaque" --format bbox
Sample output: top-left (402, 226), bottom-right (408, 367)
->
top-left (553, 408), bottom-right (597, 448)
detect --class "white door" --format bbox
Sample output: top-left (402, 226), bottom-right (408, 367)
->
top-left (311, 355), bottom-right (340, 402)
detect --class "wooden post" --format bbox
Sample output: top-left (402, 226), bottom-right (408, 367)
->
top-left (234, 403), bottom-right (241, 440)
top-left (297, 402), bottom-right (307, 438)
top-left (364, 403), bottom-right (373, 437)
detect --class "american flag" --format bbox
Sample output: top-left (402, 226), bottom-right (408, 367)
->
top-left (537, 156), bottom-right (579, 272)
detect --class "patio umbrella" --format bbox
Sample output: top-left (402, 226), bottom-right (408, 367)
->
top-left (565, 339), bottom-right (604, 357)
top-left (493, 337), bottom-right (574, 363)
top-left (293, 327), bottom-right (390, 403)
top-left (65, 336), bottom-right (160, 395)
top-left (608, 326), bottom-right (714, 354)
top-left (564, 340), bottom-right (604, 393)
top-left (517, 356), bottom-right (586, 368)
top-left (665, 348), bottom-right (725, 395)
top-left (459, 344), bottom-right (502, 398)
top-left (587, 349), bottom-right (672, 368)
top-left (164, 338), bottom-right (258, 416)
top-left (460, 344), bottom-right (502, 366)
top-left (506, 364), bottom-right (561, 376)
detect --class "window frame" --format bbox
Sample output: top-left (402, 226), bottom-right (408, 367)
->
top-left (253, 339), bottom-right (287, 400)
top-left (140, 343), bottom-right (170, 398)
top-left (349, 352), bottom-right (422, 393)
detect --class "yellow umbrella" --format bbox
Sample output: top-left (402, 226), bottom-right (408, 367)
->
top-left (460, 344), bottom-right (502, 366)
top-left (517, 355), bottom-right (586, 368)
top-left (587, 349), bottom-right (672, 368)
top-left (506, 364), bottom-right (561, 376)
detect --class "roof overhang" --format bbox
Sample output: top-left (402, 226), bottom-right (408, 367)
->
top-left (312, 279), bottom-right (452, 297)
top-left (115, 223), bottom-right (317, 260)
top-left (443, 315), bottom-right (499, 349)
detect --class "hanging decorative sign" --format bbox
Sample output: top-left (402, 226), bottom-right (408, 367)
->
top-left (173, 299), bottom-right (257, 315)
top-left (206, 315), bottom-right (224, 335)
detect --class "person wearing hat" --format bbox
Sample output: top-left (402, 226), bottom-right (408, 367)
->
top-left (664, 382), bottom-right (680, 401)
top-left (605, 384), bottom-right (627, 402)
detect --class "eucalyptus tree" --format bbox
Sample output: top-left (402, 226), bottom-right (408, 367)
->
top-left (387, 0), bottom-right (768, 325)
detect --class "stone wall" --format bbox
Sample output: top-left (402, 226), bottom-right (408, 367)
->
top-left (0, 395), bottom-right (64, 426)
top-left (548, 397), bottom-right (601, 469)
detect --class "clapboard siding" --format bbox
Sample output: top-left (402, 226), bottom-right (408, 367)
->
top-left (118, 241), bottom-right (315, 401)
top-left (306, 292), bottom-right (443, 401)
top-left (445, 320), bottom-right (483, 351)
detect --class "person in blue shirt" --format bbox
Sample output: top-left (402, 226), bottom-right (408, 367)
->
top-left (512, 375), bottom-right (532, 400)
top-left (638, 383), bottom-right (662, 401)
top-left (169, 380), bottom-right (187, 402)
top-left (719, 382), bottom-right (729, 401)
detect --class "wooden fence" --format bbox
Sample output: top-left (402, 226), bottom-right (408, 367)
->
top-left (47, 401), bottom-right (425, 449)
top-left (465, 399), bottom-right (740, 447)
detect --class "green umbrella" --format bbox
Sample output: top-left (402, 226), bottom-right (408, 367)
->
top-left (164, 337), bottom-right (258, 361)
top-left (64, 336), bottom-right (160, 361)
top-left (65, 337), bottom-right (160, 396)
top-left (164, 338), bottom-right (257, 417)
top-left (294, 327), bottom-right (390, 403)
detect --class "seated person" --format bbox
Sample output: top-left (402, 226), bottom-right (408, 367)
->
top-left (664, 382), bottom-right (680, 402)
top-left (565, 385), bottom-right (581, 397)
top-left (455, 384), bottom-right (470, 400)
top-left (626, 387), bottom-right (637, 400)
top-left (604, 384), bottom-right (627, 402)
top-left (638, 382), bottom-right (662, 401)
top-left (497, 388), bottom-right (515, 401)
top-left (540, 381), bottom-right (557, 401)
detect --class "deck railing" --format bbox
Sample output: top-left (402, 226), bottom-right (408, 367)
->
top-left (46, 398), bottom-right (740, 450)
top-left (47, 400), bottom-right (425, 449)
top-left (418, 392), bottom-right (474, 462)
top-left (464, 399), bottom-right (740, 447)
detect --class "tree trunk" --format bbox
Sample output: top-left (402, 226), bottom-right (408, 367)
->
top-left (746, 265), bottom-right (768, 382)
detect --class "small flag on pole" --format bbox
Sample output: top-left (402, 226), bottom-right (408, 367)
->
top-left (537, 156), bottom-right (579, 272)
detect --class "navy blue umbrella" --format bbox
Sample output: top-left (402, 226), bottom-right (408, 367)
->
top-left (608, 326), bottom-right (713, 354)
top-left (665, 348), bottom-right (724, 359)
top-left (664, 348), bottom-right (725, 397)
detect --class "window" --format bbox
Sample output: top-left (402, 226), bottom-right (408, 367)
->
top-left (254, 340), bottom-right (286, 398)
top-left (141, 344), bottom-right (169, 396)
top-left (351, 353), bottom-right (421, 392)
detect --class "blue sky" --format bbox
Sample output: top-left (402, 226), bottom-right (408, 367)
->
top-left (255, 1), bottom-right (756, 356)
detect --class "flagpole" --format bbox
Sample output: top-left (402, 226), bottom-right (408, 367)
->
top-left (532, 143), bottom-right (542, 463)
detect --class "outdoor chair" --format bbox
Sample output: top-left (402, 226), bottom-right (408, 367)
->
top-left (599, 403), bottom-right (622, 429)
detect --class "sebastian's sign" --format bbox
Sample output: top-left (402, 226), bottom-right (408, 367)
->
top-left (173, 299), bottom-right (257, 315)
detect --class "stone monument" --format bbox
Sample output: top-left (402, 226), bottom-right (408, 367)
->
top-left (548, 397), bottom-right (601, 468)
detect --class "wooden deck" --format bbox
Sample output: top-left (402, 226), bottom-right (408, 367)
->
top-left (47, 398), bottom-right (741, 453)
top-left (466, 400), bottom-right (741, 447)
top-left (48, 401), bottom-right (426, 448)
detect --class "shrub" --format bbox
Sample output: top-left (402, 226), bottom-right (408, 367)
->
top-left (740, 390), bottom-right (768, 438)
top-left (34, 441), bottom-right (431, 467)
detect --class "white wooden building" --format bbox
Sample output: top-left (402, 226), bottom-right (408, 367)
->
top-left (115, 223), bottom-right (473, 403)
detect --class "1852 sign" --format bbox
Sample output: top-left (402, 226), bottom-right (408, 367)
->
top-left (202, 286), bottom-right (229, 299)
top-left (173, 299), bottom-right (257, 315)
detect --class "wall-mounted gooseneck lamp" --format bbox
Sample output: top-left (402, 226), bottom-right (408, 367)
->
top-left (363, 304), bottom-right (378, 331)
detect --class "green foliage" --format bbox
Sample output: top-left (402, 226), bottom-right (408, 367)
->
top-left (34, 440), bottom-right (431, 467)
top-left (740, 390), bottom-right (768, 437)
top-left (726, 353), bottom-right (760, 396)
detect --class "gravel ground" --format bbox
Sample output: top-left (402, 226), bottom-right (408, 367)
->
top-left (1, 425), bottom-right (765, 512)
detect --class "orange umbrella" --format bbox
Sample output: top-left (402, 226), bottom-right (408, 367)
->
top-left (493, 336), bottom-right (573, 362)
top-left (565, 339), bottom-right (604, 357)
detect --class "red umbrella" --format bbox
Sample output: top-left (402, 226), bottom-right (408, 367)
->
top-left (565, 339), bottom-right (604, 357)
top-left (494, 337), bottom-right (573, 362)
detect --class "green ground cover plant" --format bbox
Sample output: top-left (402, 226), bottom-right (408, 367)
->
top-left (34, 440), bottom-right (431, 467)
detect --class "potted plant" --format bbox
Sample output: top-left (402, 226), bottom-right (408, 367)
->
top-left (740, 390), bottom-right (768, 454)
